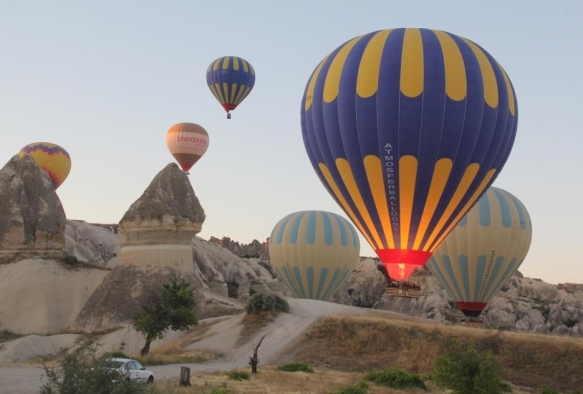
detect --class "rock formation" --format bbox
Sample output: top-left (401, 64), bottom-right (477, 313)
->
top-left (209, 236), bottom-right (269, 259)
top-left (74, 163), bottom-right (206, 331)
top-left (64, 220), bottom-right (121, 267)
top-left (192, 236), bottom-right (285, 301)
top-left (0, 155), bottom-right (66, 262)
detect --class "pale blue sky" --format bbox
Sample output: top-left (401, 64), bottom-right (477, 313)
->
top-left (1, 1), bottom-right (581, 284)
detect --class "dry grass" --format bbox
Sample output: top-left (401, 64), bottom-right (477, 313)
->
top-left (153, 365), bottom-right (436, 394)
top-left (236, 311), bottom-right (279, 348)
top-left (276, 315), bottom-right (583, 392)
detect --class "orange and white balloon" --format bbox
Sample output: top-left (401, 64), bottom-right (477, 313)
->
top-left (165, 123), bottom-right (209, 174)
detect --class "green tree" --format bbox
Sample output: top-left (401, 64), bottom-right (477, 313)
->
top-left (432, 339), bottom-right (503, 394)
top-left (133, 277), bottom-right (198, 356)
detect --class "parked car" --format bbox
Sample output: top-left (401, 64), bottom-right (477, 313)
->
top-left (104, 358), bottom-right (154, 384)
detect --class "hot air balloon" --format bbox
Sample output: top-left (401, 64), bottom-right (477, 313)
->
top-left (269, 210), bottom-right (360, 301)
top-left (18, 142), bottom-right (71, 189)
top-left (166, 123), bottom-right (209, 174)
top-left (301, 28), bottom-right (518, 288)
top-left (206, 56), bottom-right (255, 119)
top-left (426, 187), bottom-right (532, 319)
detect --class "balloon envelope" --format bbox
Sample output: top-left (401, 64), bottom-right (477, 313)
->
top-left (269, 210), bottom-right (360, 301)
top-left (18, 142), bottom-right (71, 189)
top-left (301, 28), bottom-right (518, 281)
top-left (426, 187), bottom-right (532, 317)
top-left (206, 56), bottom-right (255, 117)
top-left (166, 123), bottom-right (209, 173)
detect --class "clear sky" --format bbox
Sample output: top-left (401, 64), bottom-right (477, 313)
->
top-left (1, 1), bottom-right (581, 284)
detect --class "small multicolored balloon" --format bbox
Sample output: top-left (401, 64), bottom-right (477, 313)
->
top-left (18, 142), bottom-right (71, 189)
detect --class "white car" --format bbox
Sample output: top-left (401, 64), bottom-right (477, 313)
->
top-left (104, 358), bottom-right (154, 384)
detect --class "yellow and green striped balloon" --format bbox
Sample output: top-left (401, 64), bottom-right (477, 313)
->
top-left (269, 210), bottom-right (360, 301)
top-left (426, 187), bottom-right (532, 317)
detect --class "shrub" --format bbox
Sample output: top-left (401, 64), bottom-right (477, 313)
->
top-left (103, 351), bottom-right (129, 359)
top-left (364, 368), bottom-right (426, 389)
top-left (500, 381), bottom-right (513, 392)
top-left (227, 369), bottom-right (250, 381)
top-left (539, 387), bottom-right (559, 394)
top-left (245, 293), bottom-right (289, 314)
top-left (276, 362), bottom-right (314, 373)
top-left (0, 329), bottom-right (20, 344)
top-left (564, 318), bottom-right (579, 328)
top-left (432, 339), bottom-right (503, 394)
top-left (210, 387), bottom-right (230, 394)
top-left (331, 381), bottom-right (368, 394)
top-left (40, 349), bottom-right (152, 394)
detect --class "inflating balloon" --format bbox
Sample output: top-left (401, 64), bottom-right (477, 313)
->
top-left (166, 123), bottom-right (209, 174)
top-left (18, 142), bottom-right (71, 189)
top-left (426, 187), bottom-right (532, 318)
top-left (301, 28), bottom-right (518, 282)
top-left (206, 56), bottom-right (255, 119)
top-left (269, 210), bottom-right (360, 301)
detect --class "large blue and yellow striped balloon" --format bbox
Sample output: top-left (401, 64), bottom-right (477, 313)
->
top-left (206, 56), bottom-right (255, 119)
top-left (269, 210), bottom-right (360, 301)
top-left (426, 187), bottom-right (532, 317)
top-left (301, 28), bottom-right (518, 282)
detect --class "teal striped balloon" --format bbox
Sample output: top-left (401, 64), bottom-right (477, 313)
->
top-left (269, 210), bottom-right (360, 301)
top-left (426, 187), bottom-right (532, 317)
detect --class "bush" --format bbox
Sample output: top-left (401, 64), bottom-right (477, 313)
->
top-left (432, 339), bottom-right (503, 394)
top-left (227, 369), bottom-right (250, 381)
top-left (364, 368), bottom-right (426, 389)
top-left (276, 362), bottom-right (314, 373)
top-left (103, 351), bottom-right (129, 359)
top-left (210, 387), bottom-right (230, 394)
top-left (40, 348), bottom-right (152, 394)
top-left (0, 329), bottom-right (20, 344)
top-left (539, 387), bottom-right (559, 394)
top-left (331, 381), bottom-right (368, 394)
top-left (245, 293), bottom-right (289, 314)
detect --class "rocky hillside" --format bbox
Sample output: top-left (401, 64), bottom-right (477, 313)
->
top-left (57, 222), bottom-right (583, 338)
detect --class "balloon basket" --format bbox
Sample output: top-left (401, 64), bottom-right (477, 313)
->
top-left (461, 318), bottom-right (483, 328)
top-left (384, 281), bottom-right (421, 298)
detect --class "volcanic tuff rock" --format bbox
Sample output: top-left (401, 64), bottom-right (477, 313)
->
top-left (208, 236), bottom-right (270, 259)
top-left (64, 220), bottom-right (121, 267)
top-left (332, 259), bottom-right (387, 308)
top-left (119, 162), bottom-right (205, 246)
top-left (192, 236), bottom-right (286, 300)
top-left (74, 163), bottom-right (207, 331)
top-left (0, 155), bottom-right (66, 262)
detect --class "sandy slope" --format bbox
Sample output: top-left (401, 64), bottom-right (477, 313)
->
top-left (0, 259), bottom-right (108, 334)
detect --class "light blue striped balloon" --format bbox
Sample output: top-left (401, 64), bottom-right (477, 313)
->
top-left (269, 211), bottom-right (360, 301)
top-left (426, 187), bottom-right (532, 317)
